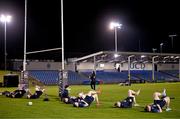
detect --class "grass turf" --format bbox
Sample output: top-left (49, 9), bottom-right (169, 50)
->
top-left (0, 82), bottom-right (180, 119)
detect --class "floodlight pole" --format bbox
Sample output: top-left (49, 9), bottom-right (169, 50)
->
top-left (23, 0), bottom-right (27, 72)
top-left (110, 22), bottom-right (122, 52)
top-left (4, 21), bottom-right (7, 71)
top-left (0, 15), bottom-right (11, 71)
top-left (152, 48), bottom-right (157, 53)
top-left (61, 0), bottom-right (64, 70)
top-left (169, 34), bottom-right (177, 51)
top-left (139, 39), bottom-right (141, 52)
top-left (152, 56), bottom-right (158, 81)
top-left (114, 27), bottom-right (118, 52)
top-left (160, 43), bottom-right (163, 53)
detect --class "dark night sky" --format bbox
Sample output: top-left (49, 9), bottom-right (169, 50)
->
top-left (0, 0), bottom-right (180, 61)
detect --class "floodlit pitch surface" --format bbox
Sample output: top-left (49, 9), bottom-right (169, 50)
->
top-left (0, 83), bottom-right (180, 119)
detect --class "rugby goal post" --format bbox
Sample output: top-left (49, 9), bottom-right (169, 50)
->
top-left (20, 48), bottom-right (66, 100)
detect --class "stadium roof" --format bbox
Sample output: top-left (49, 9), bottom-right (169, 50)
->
top-left (73, 51), bottom-right (180, 64)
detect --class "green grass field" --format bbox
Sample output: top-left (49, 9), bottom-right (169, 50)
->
top-left (0, 83), bottom-right (180, 119)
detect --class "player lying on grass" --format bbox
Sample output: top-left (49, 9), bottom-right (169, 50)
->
top-left (114, 89), bottom-right (140, 108)
top-left (73, 88), bottom-right (101, 107)
top-left (61, 85), bottom-right (82, 104)
top-left (0, 84), bottom-right (27, 98)
top-left (144, 89), bottom-right (172, 113)
top-left (27, 85), bottom-right (45, 99)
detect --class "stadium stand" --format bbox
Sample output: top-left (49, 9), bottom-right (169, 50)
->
top-left (28, 70), bottom-right (90, 85)
top-left (81, 70), bottom-right (128, 84)
top-left (27, 70), bottom-right (179, 85)
top-left (156, 71), bottom-right (179, 82)
top-left (125, 70), bottom-right (179, 82)
top-left (160, 70), bottom-right (179, 78)
top-left (28, 70), bottom-right (59, 85)
top-left (67, 70), bottom-right (90, 85)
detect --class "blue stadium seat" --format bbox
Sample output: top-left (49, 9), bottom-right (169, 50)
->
top-left (28, 70), bottom-right (59, 85)
top-left (28, 70), bottom-right (179, 85)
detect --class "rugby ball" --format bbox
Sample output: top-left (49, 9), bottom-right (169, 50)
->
top-left (28, 101), bottom-right (33, 106)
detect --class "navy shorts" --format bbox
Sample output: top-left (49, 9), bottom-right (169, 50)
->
top-left (154, 100), bottom-right (166, 108)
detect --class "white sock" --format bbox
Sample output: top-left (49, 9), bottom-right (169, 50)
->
top-left (162, 88), bottom-right (166, 97)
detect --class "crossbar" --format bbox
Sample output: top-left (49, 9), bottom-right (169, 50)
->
top-left (26, 47), bottom-right (62, 55)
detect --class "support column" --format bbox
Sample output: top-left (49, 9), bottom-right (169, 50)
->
top-left (128, 55), bottom-right (134, 83)
top-left (152, 56), bottom-right (158, 81)
top-left (93, 56), bottom-right (96, 72)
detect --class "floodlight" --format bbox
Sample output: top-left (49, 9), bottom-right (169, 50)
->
top-left (0, 15), bottom-right (11, 23)
top-left (170, 56), bottom-right (174, 59)
top-left (141, 55), bottom-right (146, 58)
top-left (114, 53), bottom-right (120, 58)
top-left (99, 63), bottom-right (105, 68)
top-left (169, 34), bottom-right (177, 37)
top-left (110, 22), bottom-right (122, 30)
top-left (175, 56), bottom-right (179, 59)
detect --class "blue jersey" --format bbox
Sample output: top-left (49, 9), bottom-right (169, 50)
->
top-left (120, 97), bottom-right (133, 108)
top-left (14, 90), bottom-right (26, 98)
top-left (151, 104), bottom-right (160, 113)
top-left (154, 99), bottom-right (166, 108)
top-left (75, 95), bottom-right (94, 107)
top-left (62, 89), bottom-right (69, 98)
top-left (84, 95), bottom-right (94, 105)
top-left (30, 91), bottom-right (43, 99)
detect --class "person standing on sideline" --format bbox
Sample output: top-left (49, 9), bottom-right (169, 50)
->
top-left (89, 71), bottom-right (96, 90)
